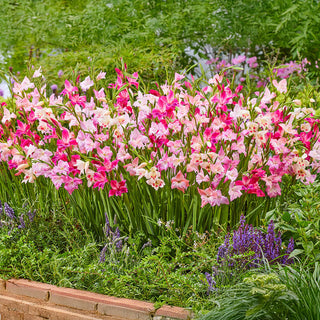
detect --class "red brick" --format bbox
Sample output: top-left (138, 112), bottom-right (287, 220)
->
top-left (32, 304), bottom-right (108, 320)
top-left (97, 297), bottom-right (154, 320)
top-left (24, 315), bottom-right (50, 320)
top-left (96, 295), bottom-right (155, 312)
top-left (6, 279), bottom-right (56, 301)
top-left (49, 287), bottom-right (98, 311)
top-left (0, 307), bottom-right (24, 320)
top-left (154, 305), bottom-right (192, 320)
top-left (49, 286), bottom-right (155, 317)
top-left (97, 303), bottom-right (152, 320)
top-left (0, 278), bottom-right (6, 292)
top-left (0, 293), bottom-right (30, 314)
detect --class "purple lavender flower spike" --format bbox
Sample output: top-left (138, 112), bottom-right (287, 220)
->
top-left (216, 217), bottom-right (294, 272)
top-left (282, 237), bottom-right (295, 264)
top-left (141, 240), bottom-right (152, 251)
top-left (18, 214), bottom-right (26, 229)
top-left (27, 210), bottom-right (36, 223)
top-left (205, 272), bottom-right (216, 294)
top-left (217, 233), bottom-right (230, 263)
top-left (113, 227), bottom-right (123, 251)
top-left (104, 213), bottom-right (111, 237)
top-left (99, 244), bottom-right (108, 263)
top-left (4, 203), bottom-right (16, 220)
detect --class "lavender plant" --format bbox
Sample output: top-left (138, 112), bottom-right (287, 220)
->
top-left (206, 215), bottom-right (294, 292)
top-left (99, 213), bottom-right (127, 264)
top-left (0, 200), bottom-right (36, 234)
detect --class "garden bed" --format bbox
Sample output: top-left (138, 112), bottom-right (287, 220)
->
top-left (0, 56), bottom-right (320, 319)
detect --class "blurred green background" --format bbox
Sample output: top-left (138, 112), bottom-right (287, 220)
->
top-left (1, 0), bottom-right (319, 86)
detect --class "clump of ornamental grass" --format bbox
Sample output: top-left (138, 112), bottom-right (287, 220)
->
top-left (199, 272), bottom-right (293, 320)
top-left (0, 64), bottom-right (320, 238)
top-left (200, 263), bottom-right (320, 320)
top-left (205, 215), bottom-right (294, 293)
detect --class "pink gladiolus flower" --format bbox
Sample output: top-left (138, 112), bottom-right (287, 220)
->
top-left (50, 174), bottom-right (64, 190)
top-left (127, 76), bottom-right (139, 89)
top-left (33, 67), bottom-right (42, 78)
top-left (57, 129), bottom-right (77, 151)
top-left (261, 87), bottom-right (276, 104)
top-left (226, 168), bottom-right (238, 182)
top-left (209, 74), bottom-right (223, 85)
top-left (272, 79), bottom-right (287, 94)
top-left (109, 180), bottom-right (128, 196)
top-left (94, 88), bottom-right (106, 101)
top-left (61, 80), bottom-right (78, 95)
top-left (96, 72), bottom-right (106, 81)
top-left (196, 169), bottom-right (210, 184)
top-left (198, 187), bottom-right (229, 207)
top-left (20, 77), bottom-right (35, 91)
top-left (247, 56), bottom-right (258, 68)
top-left (93, 171), bottom-right (108, 190)
top-left (171, 171), bottom-right (189, 193)
top-left (80, 76), bottom-right (94, 91)
top-left (52, 160), bottom-right (69, 175)
top-left (146, 178), bottom-right (165, 190)
top-left (232, 55), bottom-right (246, 65)
top-left (129, 128), bottom-right (149, 149)
top-left (174, 73), bottom-right (185, 82)
top-left (63, 176), bottom-right (82, 195)
top-left (229, 182), bottom-right (242, 201)
top-left (1, 107), bottom-right (17, 124)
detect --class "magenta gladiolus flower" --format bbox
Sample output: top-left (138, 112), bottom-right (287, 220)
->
top-left (109, 180), bottom-right (128, 197)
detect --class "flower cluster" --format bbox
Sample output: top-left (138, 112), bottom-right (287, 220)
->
top-left (216, 215), bottom-right (294, 268)
top-left (206, 55), bottom-right (312, 88)
top-left (204, 215), bottom-right (294, 293)
top-left (0, 67), bottom-right (319, 209)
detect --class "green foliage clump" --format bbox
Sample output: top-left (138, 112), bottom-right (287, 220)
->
top-left (268, 182), bottom-right (320, 262)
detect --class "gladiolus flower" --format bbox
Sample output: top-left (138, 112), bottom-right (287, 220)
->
top-left (109, 180), bottom-right (128, 196)
top-left (171, 171), bottom-right (189, 192)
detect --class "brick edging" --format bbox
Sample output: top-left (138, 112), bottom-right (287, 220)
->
top-left (0, 278), bottom-right (193, 320)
